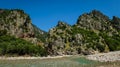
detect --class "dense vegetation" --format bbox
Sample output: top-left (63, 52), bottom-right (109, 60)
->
top-left (0, 30), bottom-right (47, 56)
top-left (99, 32), bottom-right (120, 51)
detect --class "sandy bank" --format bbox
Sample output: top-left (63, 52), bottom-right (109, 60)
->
top-left (0, 55), bottom-right (72, 60)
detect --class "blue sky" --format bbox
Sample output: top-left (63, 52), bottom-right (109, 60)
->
top-left (0, 0), bottom-right (120, 31)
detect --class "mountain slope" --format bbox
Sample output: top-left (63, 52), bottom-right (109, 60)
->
top-left (47, 10), bottom-right (120, 55)
top-left (0, 9), bottom-right (47, 44)
top-left (0, 9), bottom-right (47, 56)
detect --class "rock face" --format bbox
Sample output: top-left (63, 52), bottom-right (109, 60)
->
top-left (77, 10), bottom-right (110, 31)
top-left (0, 9), bottom-right (46, 44)
top-left (47, 10), bottom-right (120, 55)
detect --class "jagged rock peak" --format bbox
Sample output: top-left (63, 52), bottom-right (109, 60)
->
top-left (77, 10), bottom-right (109, 22)
top-left (90, 10), bottom-right (109, 20)
top-left (57, 21), bottom-right (70, 27)
top-left (76, 10), bottom-right (111, 31)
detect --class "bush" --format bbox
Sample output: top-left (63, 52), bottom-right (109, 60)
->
top-left (96, 44), bottom-right (105, 52)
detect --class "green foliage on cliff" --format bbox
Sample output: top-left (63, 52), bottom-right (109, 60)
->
top-left (0, 35), bottom-right (47, 56)
top-left (100, 33), bottom-right (120, 51)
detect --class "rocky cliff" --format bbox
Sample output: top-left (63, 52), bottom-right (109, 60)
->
top-left (47, 10), bottom-right (120, 55)
top-left (0, 9), bottom-right (46, 44)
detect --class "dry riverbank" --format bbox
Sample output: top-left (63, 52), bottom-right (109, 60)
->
top-left (87, 51), bottom-right (120, 62)
top-left (0, 55), bottom-right (72, 60)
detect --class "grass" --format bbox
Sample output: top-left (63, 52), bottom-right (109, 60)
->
top-left (0, 56), bottom-right (120, 67)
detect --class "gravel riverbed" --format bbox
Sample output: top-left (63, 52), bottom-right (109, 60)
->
top-left (87, 51), bottom-right (120, 62)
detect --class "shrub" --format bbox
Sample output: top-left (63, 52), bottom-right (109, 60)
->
top-left (96, 44), bottom-right (105, 52)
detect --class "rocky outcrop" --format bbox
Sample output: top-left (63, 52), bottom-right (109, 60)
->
top-left (47, 10), bottom-right (120, 55)
top-left (0, 9), bottom-right (46, 44)
top-left (112, 16), bottom-right (120, 30)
